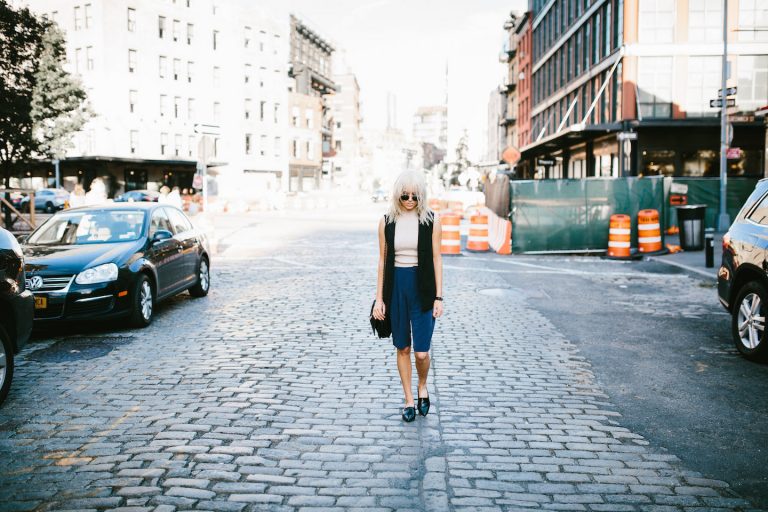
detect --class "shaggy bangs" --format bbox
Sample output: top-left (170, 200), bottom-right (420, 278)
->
top-left (385, 170), bottom-right (434, 225)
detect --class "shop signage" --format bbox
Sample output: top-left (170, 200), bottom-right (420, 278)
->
top-left (730, 115), bottom-right (754, 123)
top-left (718, 86), bottom-right (738, 97)
top-left (538, 158), bottom-right (555, 166)
top-left (192, 174), bottom-right (204, 189)
top-left (617, 132), bottom-right (637, 141)
top-left (726, 147), bottom-right (742, 159)
top-left (710, 98), bottom-right (736, 108)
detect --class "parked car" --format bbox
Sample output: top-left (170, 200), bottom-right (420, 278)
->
top-left (114, 190), bottom-right (160, 203)
top-left (22, 203), bottom-right (210, 327)
top-left (718, 178), bottom-right (768, 361)
top-left (0, 226), bottom-right (34, 407)
top-left (371, 189), bottom-right (389, 203)
top-left (19, 188), bottom-right (70, 213)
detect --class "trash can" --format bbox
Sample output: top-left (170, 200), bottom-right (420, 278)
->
top-left (675, 205), bottom-right (707, 251)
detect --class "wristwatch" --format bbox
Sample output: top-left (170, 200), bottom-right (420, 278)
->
top-left (435, 296), bottom-right (443, 301)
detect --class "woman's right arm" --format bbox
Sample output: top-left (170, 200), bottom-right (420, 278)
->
top-left (374, 217), bottom-right (386, 320)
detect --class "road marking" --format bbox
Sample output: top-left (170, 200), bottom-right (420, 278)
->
top-left (646, 256), bottom-right (717, 280)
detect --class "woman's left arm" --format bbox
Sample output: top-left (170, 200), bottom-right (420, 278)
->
top-left (432, 217), bottom-right (443, 318)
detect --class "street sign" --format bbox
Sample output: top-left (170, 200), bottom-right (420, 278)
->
top-left (617, 132), bottom-right (637, 141)
top-left (718, 86), bottom-right (737, 97)
top-left (710, 98), bottom-right (736, 108)
top-left (192, 174), bottom-right (203, 189)
top-left (726, 147), bottom-right (741, 159)
top-left (538, 158), bottom-right (555, 166)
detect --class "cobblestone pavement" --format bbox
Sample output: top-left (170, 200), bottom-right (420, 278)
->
top-left (0, 212), bottom-right (762, 512)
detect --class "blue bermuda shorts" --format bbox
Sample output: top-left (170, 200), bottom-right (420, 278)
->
top-left (391, 266), bottom-right (435, 352)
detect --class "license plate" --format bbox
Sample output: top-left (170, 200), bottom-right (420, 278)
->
top-left (34, 296), bottom-right (47, 309)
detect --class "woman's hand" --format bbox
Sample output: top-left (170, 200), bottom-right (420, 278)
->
top-left (433, 300), bottom-right (443, 319)
top-left (373, 300), bottom-right (386, 321)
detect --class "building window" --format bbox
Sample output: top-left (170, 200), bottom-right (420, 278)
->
top-left (689, 0), bottom-right (722, 43)
top-left (639, 0), bottom-right (674, 43)
top-left (274, 103), bottom-right (280, 124)
top-left (273, 34), bottom-right (279, 55)
top-left (260, 101), bottom-right (266, 121)
top-left (187, 98), bottom-right (195, 120)
top-left (260, 135), bottom-right (267, 156)
top-left (173, 58), bottom-right (180, 80)
top-left (213, 30), bottom-right (219, 50)
top-left (159, 56), bottom-right (167, 78)
top-left (174, 134), bottom-right (181, 157)
top-left (172, 20), bottom-right (180, 42)
top-left (244, 98), bottom-right (252, 119)
top-left (687, 56), bottom-right (720, 117)
top-left (305, 109), bottom-right (313, 128)
top-left (259, 30), bottom-right (266, 51)
top-left (292, 140), bottom-right (298, 158)
top-left (244, 26), bottom-right (251, 48)
top-left (245, 63), bottom-right (252, 83)
top-left (129, 90), bottom-right (137, 113)
top-left (130, 130), bottom-right (139, 154)
top-left (335, 140), bottom-right (342, 151)
top-left (307, 141), bottom-right (313, 159)
top-left (739, 0), bottom-right (768, 42)
top-left (128, 49), bottom-right (137, 73)
top-left (86, 46), bottom-right (93, 70)
top-left (158, 16), bottom-right (166, 38)
top-left (188, 136), bottom-right (195, 157)
top-left (604, 3), bottom-right (611, 56)
top-left (245, 134), bottom-right (252, 155)
top-left (292, 107), bottom-right (299, 127)
top-left (74, 6), bottom-right (83, 30)
top-left (214, 138), bottom-right (220, 158)
top-left (187, 23), bottom-right (194, 45)
top-left (174, 97), bottom-right (181, 118)
top-left (274, 137), bottom-right (281, 157)
top-left (127, 7), bottom-right (136, 31)
top-left (638, 57), bottom-right (673, 118)
top-left (74, 48), bottom-right (82, 73)
top-left (583, 22), bottom-right (590, 70)
top-left (84, 4), bottom-right (92, 28)
top-left (213, 101), bottom-right (221, 122)
top-left (738, 55), bottom-right (768, 111)
top-left (593, 13), bottom-right (600, 64)
top-left (213, 66), bottom-right (220, 87)
top-left (160, 95), bottom-right (168, 117)
top-left (259, 66), bottom-right (266, 87)
top-left (187, 61), bottom-right (194, 83)
top-left (161, 133), bottom-right (168, 155)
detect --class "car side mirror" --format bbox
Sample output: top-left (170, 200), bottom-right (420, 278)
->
top-left (151, 230), bottom-right (173, 244)
top-left (15, 234), bottom-right (28, 244)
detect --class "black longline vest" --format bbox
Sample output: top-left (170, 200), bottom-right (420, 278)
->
top-left (382, 215), bottom-right (437, 313)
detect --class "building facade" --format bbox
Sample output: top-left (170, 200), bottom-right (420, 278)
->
top-left (328, 72), bottom-right (364, 190)
top-left (412, 106), bottom-right (448, 152)
top-left (20, 0), bottom-right (290, 200)
top-left (486, 87), bottom-right (504, 163)
top-left (500, 11), bottom-right (533, 175)
top-left (287, 15), bottom-right (337, 192)
top-left (516, 0), bottom-right (767, 180)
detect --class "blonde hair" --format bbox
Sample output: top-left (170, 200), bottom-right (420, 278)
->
top-left (385, 170), bottom-right (434, 225)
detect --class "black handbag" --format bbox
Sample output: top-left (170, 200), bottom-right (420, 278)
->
top-left (369, 300), bottom-right (391, 338)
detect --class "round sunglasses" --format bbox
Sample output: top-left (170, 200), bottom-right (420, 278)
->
top-left (400, 193), bottom-right (419, 202)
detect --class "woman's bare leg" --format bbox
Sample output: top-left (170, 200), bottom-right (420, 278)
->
top-left (397, 347), bottom-right (414, 406)
top-left (415, 351), bottom-right (430, 397)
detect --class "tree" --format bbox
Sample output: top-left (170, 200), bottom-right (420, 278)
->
top-left (445, 131), bottom-right (472, 187)
top-left (0, 1), bottom-right (89, 187)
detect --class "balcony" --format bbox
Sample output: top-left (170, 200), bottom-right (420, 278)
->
top-left (500, 115), bottom-right (517, 126)
top-left (500, 79), bottom-right (518, 95)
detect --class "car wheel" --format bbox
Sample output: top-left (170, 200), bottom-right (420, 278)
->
top-left (44, 202), bottom-right (54, 214)
top-left (732, 281), bottom-right (768, 362)
top-left (189, 257), bottom-right (210, 297)
top-left (130, 275), bottom-right (155, 327)
top-left (0, 326), bottom-right (14, 408)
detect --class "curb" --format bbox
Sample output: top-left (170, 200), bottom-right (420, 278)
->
top-left (645, 255), bottom-right (717, 280)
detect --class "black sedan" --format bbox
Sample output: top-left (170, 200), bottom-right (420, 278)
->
top-left (719, 178), bottom-right (768, 361)
top-left (22, 203), bottom-right (210, 327)
top-left (0, 226), bottom-right (34, 407)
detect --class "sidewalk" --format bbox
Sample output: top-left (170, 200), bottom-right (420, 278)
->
top-left (645, 231), bottom-right (721, 280)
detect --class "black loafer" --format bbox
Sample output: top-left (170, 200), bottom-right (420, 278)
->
top-left (402, 406), bottom-right (416, 422)
top-left (417, 395), bottom-right (430, 416)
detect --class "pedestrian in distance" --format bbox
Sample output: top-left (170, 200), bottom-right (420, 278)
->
top-left (68, 184), bottom-right (86, 209)
top-left (372, 170), bottom-right (443, 423)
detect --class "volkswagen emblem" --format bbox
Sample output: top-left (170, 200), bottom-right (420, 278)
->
top-left (27, 276), bottom-right (44, 291)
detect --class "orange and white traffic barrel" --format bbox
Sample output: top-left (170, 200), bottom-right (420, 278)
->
top-left (440, 213), bottom-right (461, 255)
top-left (467, 214), bottom-right (489, 252)
top-left (607, 214), bottom-right (631, 258)
top-left (449, 201), bottom-right (464, 218)
top-left (638, 209), bottom-right (662, 253)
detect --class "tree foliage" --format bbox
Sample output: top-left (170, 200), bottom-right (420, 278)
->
top-left (0, 0), bottom-right (89, 185)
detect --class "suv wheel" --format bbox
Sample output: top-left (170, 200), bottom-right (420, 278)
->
top-left (0, 326), bottom-right (14, 407)
top-left (44, 202), bottom-right (54, 214)
top-left (732, 281), bottom-right (768, 362)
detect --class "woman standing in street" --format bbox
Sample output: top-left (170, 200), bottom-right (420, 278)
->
top-left (372, 170), bottom-right (443, 422)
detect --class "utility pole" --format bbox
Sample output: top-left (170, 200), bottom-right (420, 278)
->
top-left (718, 0), bottom-right (730, 231)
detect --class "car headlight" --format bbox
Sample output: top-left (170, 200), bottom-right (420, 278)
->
top-left (75, 263), bottom-right (119, 285)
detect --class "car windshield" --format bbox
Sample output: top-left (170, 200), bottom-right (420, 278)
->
top-left (27, 210), bottom-right (146, 245)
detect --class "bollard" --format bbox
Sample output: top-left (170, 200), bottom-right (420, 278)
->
top-left (705, 233), bottom-right (714, 268)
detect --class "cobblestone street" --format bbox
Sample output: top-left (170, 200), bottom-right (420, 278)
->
top-left (0, 207), bottom-right (763, 512)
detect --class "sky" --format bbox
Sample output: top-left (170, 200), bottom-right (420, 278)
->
top-left (263, 0), bottom-right (528, 161)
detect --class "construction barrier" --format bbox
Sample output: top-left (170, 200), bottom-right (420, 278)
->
top-left (467, 214), bottom-right (489, 252)
top-left (440, 213), bottom-right (461, 255)
top-left (638, 209), bottom-right (663, 253)
top-left (480, 207), bottom-right (512, 255)
top-left (607, 214), bottom-right (631, 258)
top-left (449, 201), bottom-right (464, 218)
